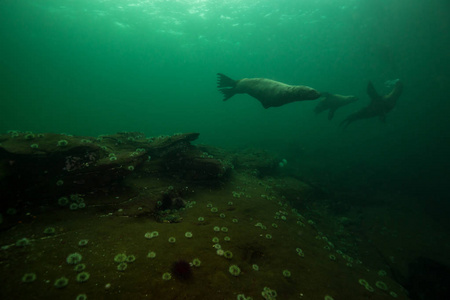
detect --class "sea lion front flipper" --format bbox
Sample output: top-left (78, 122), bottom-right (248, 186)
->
top-left (314, 92), bottom-right (330, 114)
top-left (328, 109), bottom-right (336, 120)
top-left (367, 81), bottom-right (381, 102)
top-left (217, 73), bottom-right (238, 101)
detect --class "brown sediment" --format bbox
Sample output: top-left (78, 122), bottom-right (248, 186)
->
top-left (0, 131), bottom-right (409, 299)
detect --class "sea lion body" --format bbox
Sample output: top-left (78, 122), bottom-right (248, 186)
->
top-left (340, 80), bottom-right (403, 127)
top-left (314, 93), bottom-right (358, 120)
top-left (217, 73), bottom-right (320, 109)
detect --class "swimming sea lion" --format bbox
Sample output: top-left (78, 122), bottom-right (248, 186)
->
top-left (340, 80), bottom-right (403, 127)
top-left (217, 73), bottom-right (321, 109)
top-left (314, 93), bottom-right (358, 120)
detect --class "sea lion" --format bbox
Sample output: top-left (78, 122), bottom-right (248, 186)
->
top-left (217, 73), bottom-right (321, 109)
top-left (340, 80), bottom-right (403, 127)
top-left (314, 93), bottom-right (358, 120)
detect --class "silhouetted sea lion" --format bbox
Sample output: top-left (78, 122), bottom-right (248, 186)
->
top-left (340, 80), bottom-right (403, 127)
top-left (314, 93), bottom-right (358, 120)
top-left (217, 73), bottom-right (320, 109)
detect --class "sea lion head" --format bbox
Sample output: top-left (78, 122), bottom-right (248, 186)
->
top-left (293, 85), bottom-right (321, 100)
top-left (346, 95), bottom-right (358, 103)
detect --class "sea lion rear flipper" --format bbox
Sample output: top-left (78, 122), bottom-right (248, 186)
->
top-left (218, 88), bottom-right (236, 101)
top-left (217, 73), bottom-right (238, 101)
top-left (328, 109), bottom-right (336, 120)
top-left (217, 73), bottom-right (236, 88)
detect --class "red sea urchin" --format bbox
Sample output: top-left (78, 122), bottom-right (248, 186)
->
top-left (171, 260), bottom-right (192, 280)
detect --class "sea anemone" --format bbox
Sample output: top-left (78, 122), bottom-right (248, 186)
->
top-left (223, 250), bottom-right (233, 259)
top-left (56, 180), bottom-right (64, 186)
top-left (389, 291), bottom-right (398, 298)
top-left (66, 252), bottom-right (82, 264)
top-left (57, 140), bottom-right (68, 147)
top-left (252, 264), bottom-right (259, 271)
top-left (229, 265), bottom-right (241, 276)
top-left (16, 238), bottom-right (30, 247)
top-left (358, 279), bottom-right (368, 286)
top-left (365, 285), bottom-right (374, 292)
top-left (76, 272), bottom-right (90, 283)
top-left (262, 287), bottom-right (277, 299)
top-left (191, 258), bottom-right (201, 267)
top-left (375, 281), bottom-right (388, 291)
top-left (58, 197), bottom-right (69, 206)
top-left (25, 133), bottom-right (35, 140)
top-left (78, 239), bottom-right (89, 247)
top-left (74, 264), bottom-right (86, 272)
top-left (114, 254), bottom-right (127, 263)
top-left (126, 255), bottom-right (136, 263)
top-left (168, 237), bottom-right (176, 243)
top-left (43, 227), bottom-right (56, 235)
top-left (162, 272), bottom-right (172, 280)
top-left (117, 262), bottom-right (128, 271)
top-left (282, 270), bottom-right (291, 277)
top-left (147, 251), bottom-right (156, 258)
top-left (54, 277), bottom-right (69, 288)
top-left (171, 260), bottom-right (192, 280)
top-left (76, 294), bottom-right (87, 300)
top-left (184, 232), bottom-right (193, 238)
top-left (6, 208), bottom-right (17, 215)
top-left (22, 273), bottom-right (37, 283)
top-left (69, 203), bottom-right (79, 210)
top-left (296, 248), bottom-right (305, 257)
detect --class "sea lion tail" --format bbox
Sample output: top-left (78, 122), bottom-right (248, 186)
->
top-left (217, 73), bottom-right (237, 101)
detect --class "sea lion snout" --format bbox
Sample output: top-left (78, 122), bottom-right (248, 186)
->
top-left (298, 86), bottom-right (321, 100)
top-left (309, 89), bottom-right (321, 99)
top-left (349, 96), bottom-right (358, 103)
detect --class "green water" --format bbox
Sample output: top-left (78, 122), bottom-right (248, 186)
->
top-left (1, 0), bottom-right (449, 200)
